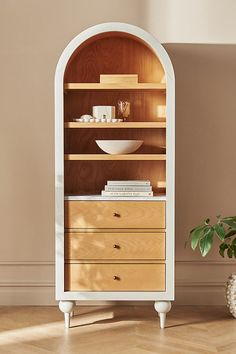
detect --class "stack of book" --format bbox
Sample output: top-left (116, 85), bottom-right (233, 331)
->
top-left (101, 180), bottom-right (153, 197)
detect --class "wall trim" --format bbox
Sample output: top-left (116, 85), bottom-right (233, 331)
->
top-left (0, 261), bottom-right (54, 266)
top-left (0, 281), bottom-right (226, 288)
top-left (0, 282), bottom-right (54, 287)
top-left (0, 284), bottom-right (226, 306)
top-left (176, 260), bottom-right (236, 265)
top-left (0, 260), bottom-right (235, 265)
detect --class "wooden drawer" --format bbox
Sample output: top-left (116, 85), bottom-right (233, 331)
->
top-left (65, 263), bottom-right (165, 291)
top-left (65, 232), bottom-right (165, 260)
top-left (64, 201), bottom-right (165, 229)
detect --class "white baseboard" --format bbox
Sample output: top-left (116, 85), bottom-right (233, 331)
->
top-left (0, 260), bottom-right (234, 306)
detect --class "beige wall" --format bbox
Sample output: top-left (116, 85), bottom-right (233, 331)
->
top-left (145, 0), bottom-right (236, 43)
top-left (0, 0), bottom-right (235, 305)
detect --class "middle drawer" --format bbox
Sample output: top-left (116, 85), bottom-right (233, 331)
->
top-left (65, 232), bottom-right (165, 260)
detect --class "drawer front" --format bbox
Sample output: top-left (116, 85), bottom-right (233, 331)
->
top-left (65, 232), bottom-right (165, 260)
top-left (64, 201), bottom-right (165, 229)
top-left (65, 263), bottom-right (165, 291)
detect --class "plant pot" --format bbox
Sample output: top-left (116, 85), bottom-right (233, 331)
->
top-left (226, 273), bottom-right (236, 318)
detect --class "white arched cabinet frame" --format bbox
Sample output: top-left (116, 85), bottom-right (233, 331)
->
top-left (55, 22), bottom-right (175, 329)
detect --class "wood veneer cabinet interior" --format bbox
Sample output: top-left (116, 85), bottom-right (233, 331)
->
top-left (64, 32), bottom-right (165, 83)
top-left (64, 160), bottom-right (166, 195)
top-left (64, 32), bottom-right (166, 196)
top-left (64, 90), bottom-right (166, 122)
top-left (64, 128), bottom-right (166, 154)
top-left (64, 33), bottom-right (166, 124)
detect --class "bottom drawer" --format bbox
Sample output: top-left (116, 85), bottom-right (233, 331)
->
top-left (65, 263), bottom-right (165, 291)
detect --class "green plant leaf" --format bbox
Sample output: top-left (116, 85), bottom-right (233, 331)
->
top-left (222, 216), bottom-right (236, 222)
top-left (227, 247), bottom-right (233, 258)
top-left (189, 224), bottom-right (204, 234)
top-left (222, 219), bottom-right (236, 229)
top-left (222, 216), bottom-right (236, 228)
top-left (214, 223), bottom-right (225, 241)
top-left (199, 227), bottom-right (214, 257)
top-left (232, 238), bottom-right (236, 245)
top-left (233, 245), bottom-right (236, 258)
top-left (219, 243), bottom-right (228, 257)
top-left (225, 229), bottom-right (236, 238)
top-left (186, 223), bottom-right (204, 247)
top-left (190, 226), bottom-right (207, 251)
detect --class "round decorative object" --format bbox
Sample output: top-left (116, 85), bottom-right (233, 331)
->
top-left (226, 273), bottom-right (236, 318)
top-left (95, 140), bottom-right (143, 154)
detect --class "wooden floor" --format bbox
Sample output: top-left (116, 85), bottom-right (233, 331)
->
top-left (0, 305), bottom-right (235, 354)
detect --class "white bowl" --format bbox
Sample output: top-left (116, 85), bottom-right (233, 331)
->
top-left (96, 140), bottom-right (143, 155)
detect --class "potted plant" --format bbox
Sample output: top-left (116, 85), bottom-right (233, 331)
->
top-left (188, 215), bottom-right (236, 317)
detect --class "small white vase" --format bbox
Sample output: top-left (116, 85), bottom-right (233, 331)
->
top-left (226, 273), bottom-right (236, 318)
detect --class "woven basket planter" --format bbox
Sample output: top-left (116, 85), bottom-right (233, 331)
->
top-left (226, 273), bottom-right (236, 318)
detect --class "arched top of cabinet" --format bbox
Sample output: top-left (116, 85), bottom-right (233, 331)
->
top-left (55, 23), bottom-right (175, 87)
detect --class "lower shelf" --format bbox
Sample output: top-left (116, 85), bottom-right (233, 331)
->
top-left (65, 263), bottom-right (165, 291)
top-left (64, 154), bottom-right (166, 161)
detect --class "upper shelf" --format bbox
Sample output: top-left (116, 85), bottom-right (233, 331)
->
top-left (64, 122), bottom-right (166, 129)
top-left (64, 83), bottom-right (166, 91)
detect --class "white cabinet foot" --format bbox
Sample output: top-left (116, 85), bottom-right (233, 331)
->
top-left (59, 301), bottom-right (76, 328)
top-left (154, 301), bottom-right (171, 328)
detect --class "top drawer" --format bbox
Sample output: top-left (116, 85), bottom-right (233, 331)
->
top-left (65, 201), bottom-right (165, 229)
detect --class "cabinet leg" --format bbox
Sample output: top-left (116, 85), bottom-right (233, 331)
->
top-left (59, 301), bottom-right (76, 328)
top-left (154, 301), bottom-right (171, 329)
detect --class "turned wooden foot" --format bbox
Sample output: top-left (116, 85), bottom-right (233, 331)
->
top-left (154, 301), bottom-right (171, 328)
top-left (59, 301), bottom-right (76, 328)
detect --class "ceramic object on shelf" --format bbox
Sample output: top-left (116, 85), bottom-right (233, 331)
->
top-left (93, 106), bottom-right (116, 120)
top-left (95, 140), bottom-right (143, 154)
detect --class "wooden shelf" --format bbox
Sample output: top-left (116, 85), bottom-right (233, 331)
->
top-left (64, 83), bottom-right (166, 90)
top-left (64, 154), bottom-right (166, 161)
top-left (64, 195), bottom-right (167, 201)
top-left (64, 122), bottom-right (166, 129)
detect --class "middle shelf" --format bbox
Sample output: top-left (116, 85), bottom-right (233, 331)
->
top-left (64, 154), bottom-right (166, 161)
top-left (64, 122), bottom-right (166, 129)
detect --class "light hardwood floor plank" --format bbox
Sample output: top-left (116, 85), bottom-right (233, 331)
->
top-left (0, 306), bottom-right (235, 354)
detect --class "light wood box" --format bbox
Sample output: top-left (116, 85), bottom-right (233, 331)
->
top-left (100, 74), bottom-right (138, 84)
top-left (65, 263), bottom-right (165, 291)
top-left (65, 232), bottom-right (165, 260)
top-left (64, 201), bottom-right (166, 229)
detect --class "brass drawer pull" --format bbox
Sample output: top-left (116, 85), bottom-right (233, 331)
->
top-left (113, 275), bottom-right (120, 281)
top-left (113, 244), bottom-right (120, 249)
top-left (113, 212), bottom-right (120, 217)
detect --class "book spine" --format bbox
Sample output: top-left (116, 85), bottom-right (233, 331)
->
top-left (105, 185), bottom-right (152, 192)
top-left (101, 191), bottom-right (153, 197)
top-left (107, 180), bottom-right (150, 186)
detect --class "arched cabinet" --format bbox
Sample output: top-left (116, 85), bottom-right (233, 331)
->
top-left (55, 23), bottom-right (175, 329)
